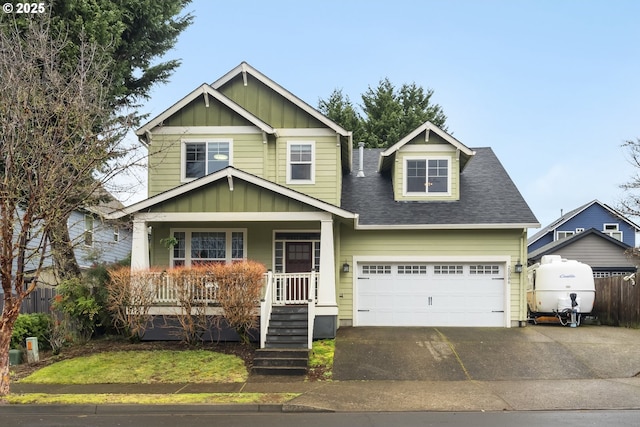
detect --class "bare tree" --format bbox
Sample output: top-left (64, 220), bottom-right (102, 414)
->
top-left (0, 17), bottom-right (133, 396)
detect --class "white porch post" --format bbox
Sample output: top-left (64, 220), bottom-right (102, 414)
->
top-left (130, 218), bottom-right (150, 271)
top-left (318, 218), bottom-right (337, 308)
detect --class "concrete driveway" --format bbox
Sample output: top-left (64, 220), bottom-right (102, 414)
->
top-left (332, 325), bottom-right (640, 381)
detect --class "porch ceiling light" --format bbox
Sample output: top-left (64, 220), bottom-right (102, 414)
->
top-left (213, 153), bottom-right (229, 160)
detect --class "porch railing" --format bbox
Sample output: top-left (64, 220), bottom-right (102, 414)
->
top-left (145, 272), bottom-right (219, 305)
top-left (137, 270), bottom-right (316, 349)
top-left (259, 271), bottom-right (274, 348)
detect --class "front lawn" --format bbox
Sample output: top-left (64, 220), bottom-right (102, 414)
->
top-left (19, 350), bottom-right (248, 384)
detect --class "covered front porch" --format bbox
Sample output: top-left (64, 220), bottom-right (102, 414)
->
top-left (129, 211), bottom-right (343, 345)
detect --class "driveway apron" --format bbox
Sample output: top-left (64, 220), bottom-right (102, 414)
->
top-left (332, 325), bottom-right (640, 382)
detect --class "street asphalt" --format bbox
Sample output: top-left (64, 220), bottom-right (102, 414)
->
top-left (6, 324), bottom-right (640, 413)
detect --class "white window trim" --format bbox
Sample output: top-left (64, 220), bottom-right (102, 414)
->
top-left (556, 230), bottom-right (575, 240)
top-left (286, 141), bottom-right (315, 184)
top-left (603, 224), bottom-right (623, 241)
top-left (403, 156), bottom-right (451, 197)
top-left (180, 139), bottom-right (233, 182)
top-left (169, 228), bottom-right (246, 267)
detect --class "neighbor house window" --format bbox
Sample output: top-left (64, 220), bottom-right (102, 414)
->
top-left (603, 224), bottom-right (622, 241)
top-left (405, 157), bottom-right (449, 195)
top-left (170, 229), bottom-right (245, 268)
top-left (84, 215), bottom-right (94, 247)
top-left (183, 140), bottom-right (232, 180)
top-left (113, 226), bottom-right (120, 242)
top-left (286, 141), bottom-right (315, 184)
top-left (557, 231), bottom-right (575, 240)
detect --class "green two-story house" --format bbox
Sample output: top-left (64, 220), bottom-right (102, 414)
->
top-left (111, 62), bottom-right (539, 343)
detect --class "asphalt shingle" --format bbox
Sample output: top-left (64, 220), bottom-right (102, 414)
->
top-left (341, 147), bottom-right (538, 226)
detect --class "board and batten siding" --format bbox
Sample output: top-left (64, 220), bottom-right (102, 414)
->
top-left (217, 73), bottom-right (327, 129)
top-left (337, 225), bottom-right (527, 326)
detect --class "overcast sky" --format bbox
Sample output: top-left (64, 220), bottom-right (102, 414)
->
top-left (122, 0), bottom-right (640, 231)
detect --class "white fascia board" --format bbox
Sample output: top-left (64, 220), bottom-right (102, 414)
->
top-left (381, 122), bottom-right (475, 158)
top-left (107, 167), bottom-right (357, 221)
top-left (136, 84), bottom-right (275, 140)
top-left (212, 62), bottom-right (350, 137)
top-left (354, 222), bottom-right (540, 230)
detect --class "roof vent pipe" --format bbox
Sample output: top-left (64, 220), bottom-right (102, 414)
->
top-left (357, 141), bottom-right (365, 177)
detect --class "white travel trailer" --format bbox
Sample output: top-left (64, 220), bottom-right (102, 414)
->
top-left (527, 255), bottom-right (595, 327)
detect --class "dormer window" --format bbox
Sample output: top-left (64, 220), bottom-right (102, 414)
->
top-left (405, 157), bottom-right (450, 195)
top-left (182, 139), bottom-right (232, 180)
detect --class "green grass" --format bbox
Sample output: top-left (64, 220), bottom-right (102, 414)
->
top-left (19, 350), bottom-right (248, 384)
top-left (308, 339), bottom-right (334, 380)
top-left (6, 393), bottom-right (300, 405)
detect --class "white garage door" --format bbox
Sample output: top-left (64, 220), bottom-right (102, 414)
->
top-left (356, 263), bottom-right (506, 327)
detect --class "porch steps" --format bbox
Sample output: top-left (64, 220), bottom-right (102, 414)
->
top-left (253, 305), bottom-right (309, 375)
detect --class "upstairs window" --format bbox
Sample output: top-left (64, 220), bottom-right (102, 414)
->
top-left (405, 157), bottom-right (449, 195)
top-left (183, 140), bottom-right (232, 180)
top-left (287, 141), bottom-right (315, 184)
top-left (603, 224), bottom-right (622, 241)
top-left (557, 231), bottom-right (575, 240)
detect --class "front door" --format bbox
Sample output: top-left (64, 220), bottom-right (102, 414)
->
top-left (285, 242), bottom-right (312, 301)
top-left (285, 242), bottom-right (313, 272)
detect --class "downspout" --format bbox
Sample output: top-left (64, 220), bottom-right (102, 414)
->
top-left (520, 229), bottom-right (527, 326)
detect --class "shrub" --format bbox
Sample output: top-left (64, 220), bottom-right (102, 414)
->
top-left (105, 266), bottom-right (156, 341)
top-left (11, 313), bottom-right (51, 350)
top-left (52, 278), bottom-right (101, 343)
top-left (213, 261), bottom-right (266, 344)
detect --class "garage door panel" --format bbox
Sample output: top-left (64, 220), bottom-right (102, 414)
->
top-left (356, 262), bottom-right (506, 327)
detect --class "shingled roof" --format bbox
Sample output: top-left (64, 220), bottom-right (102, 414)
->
top-left (341, 147), bottom-right (539, 227)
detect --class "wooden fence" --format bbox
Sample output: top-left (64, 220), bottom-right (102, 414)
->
top-left (0, 287), bottom-right (57, 314)
top-left (593, 276), bottom-right (640, 327)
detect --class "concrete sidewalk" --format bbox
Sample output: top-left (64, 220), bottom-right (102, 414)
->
top-left (8, 376), bottom-right (640, 412)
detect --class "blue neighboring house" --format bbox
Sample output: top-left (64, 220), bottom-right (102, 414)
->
top-left (528, 200), bottom-right (640, 277)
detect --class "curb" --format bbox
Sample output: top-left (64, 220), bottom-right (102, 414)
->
top-left (0, 403), bottom-right (286, 414)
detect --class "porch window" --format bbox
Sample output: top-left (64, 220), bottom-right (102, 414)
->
top-left (286, 141), bottom-right (315, 184)
top-left (183, 140), bottom-right (232, 180)
top-left (405, 157), bottom-right (449, 195)
top-left (170, 229), bottom-right (245, 267)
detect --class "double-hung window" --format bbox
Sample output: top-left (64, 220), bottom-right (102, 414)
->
top-left (287, 141), bottom-right (315, 184)
top-left (405, 157), bottom-right (450, 195)
top-left (170, 229), bottom-right (246, 268)
top-left (183, 140), bottom-right (232, 180)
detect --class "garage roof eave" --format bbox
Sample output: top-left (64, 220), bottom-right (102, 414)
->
top-left (354, 222), bottom-right (541, 230)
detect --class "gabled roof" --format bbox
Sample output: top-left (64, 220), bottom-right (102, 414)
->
top-left (342, 147), bottom-right (539, 229)
top-left (135, 83), bottom-right (276, 144)
top-left (527, 227), bottom-right (632, 261)
top-left (106, 167), bottom-right (357, 221)
top-left (527, 199), bottom-right (640, 245)
top-left (378, 121), bottom-right (476, 173)
top-left (212, 62), bottom-right (351, 138)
